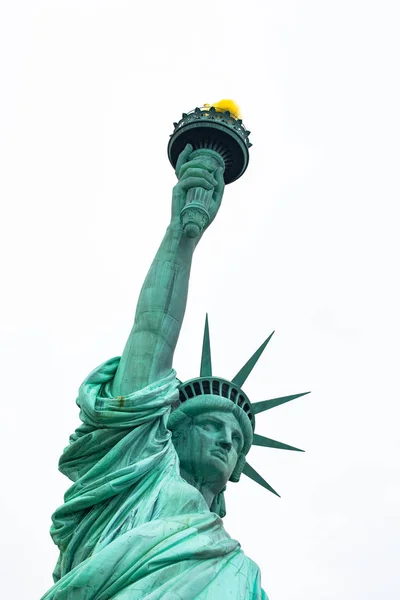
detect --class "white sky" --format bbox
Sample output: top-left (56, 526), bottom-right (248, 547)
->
top-left (1, 1), bottom-right (399, 598)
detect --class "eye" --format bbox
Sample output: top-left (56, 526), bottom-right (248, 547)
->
top-left (232, 433), bottom-right (243, 449)
top-left (199, 420), bottom-right (218, 432)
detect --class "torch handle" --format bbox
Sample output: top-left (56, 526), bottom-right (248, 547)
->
top-left (180, 187), bottom-right (213, 239)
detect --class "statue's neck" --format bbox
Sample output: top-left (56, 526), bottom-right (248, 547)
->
top-left (179, 467), bottom-right (216, 509)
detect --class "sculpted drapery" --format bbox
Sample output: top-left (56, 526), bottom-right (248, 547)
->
top-left (42, 358), bottom-right (267, 599)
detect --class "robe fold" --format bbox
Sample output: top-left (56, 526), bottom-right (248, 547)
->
top-left (42, 358), bottom-right (268, 599)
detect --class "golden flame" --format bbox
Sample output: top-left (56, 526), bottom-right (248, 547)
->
top-left (204, 99), bottom-right (241, 119)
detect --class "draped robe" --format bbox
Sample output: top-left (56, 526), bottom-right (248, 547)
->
top-left (42, 358), bottom-right (268, 599)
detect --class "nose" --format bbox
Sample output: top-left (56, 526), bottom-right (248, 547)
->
top-left (218, 440), bottom-right (232, 451)
top-left (217, 426), bottom-right (233, 451)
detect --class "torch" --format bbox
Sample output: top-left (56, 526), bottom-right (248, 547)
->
top-left (168, 100), bottom-right (252, 238)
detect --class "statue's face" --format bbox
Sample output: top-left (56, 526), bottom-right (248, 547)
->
top-left (173, 410), bottom-right (244, 494)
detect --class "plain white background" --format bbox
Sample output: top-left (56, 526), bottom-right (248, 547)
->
top-left (1, 1), bottom-right (399, 598)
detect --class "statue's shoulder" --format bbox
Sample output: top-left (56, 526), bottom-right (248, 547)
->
top-left (156, 477), bottom-right (209, 518)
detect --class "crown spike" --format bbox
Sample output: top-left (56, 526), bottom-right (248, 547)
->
top-left (253, 391), bottom-right (310, 415)
top-left (200, 314), bottom-right (212, 377)
top-left (253, 433), bottom-right (304, 452)
top-left (242, 462), bottom-right (280, 497)
top-left (231, 331), bottom-right (274, 387)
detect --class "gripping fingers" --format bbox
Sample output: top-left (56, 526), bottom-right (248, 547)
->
top-left (214, 167), bottom-right (225, 196)
top-left (180, 167), bottom-right (217, 187)
top-left (178, 159), bottom-right (216, 180)
top-left (175, 144), bottom-right (193, 178)
top-left (177, 176), bottom-right (215, 192)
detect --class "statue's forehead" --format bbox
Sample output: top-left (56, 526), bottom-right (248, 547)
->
top-left (194, 410), bottom-right (240, 427)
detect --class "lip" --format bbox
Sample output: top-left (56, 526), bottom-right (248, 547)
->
top-left (211, 449), bottom-right (228, 463)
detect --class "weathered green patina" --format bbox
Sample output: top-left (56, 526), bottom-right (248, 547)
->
top-left (42, 107), bottom-right (306, 599)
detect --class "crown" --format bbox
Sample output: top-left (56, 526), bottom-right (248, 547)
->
top-left (168, 104), bottom-right (252, 184)
top-left (170, 315), bottom-right (309, 497)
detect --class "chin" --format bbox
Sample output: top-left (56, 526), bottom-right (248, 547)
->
top-left (207, 454), bottom-right (230, 480)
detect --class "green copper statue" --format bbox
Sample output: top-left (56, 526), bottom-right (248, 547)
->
top-left (42, 103), bottom-right (307, 600)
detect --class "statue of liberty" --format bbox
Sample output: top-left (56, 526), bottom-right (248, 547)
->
top-left (42, 102), bottom-right (307, 600)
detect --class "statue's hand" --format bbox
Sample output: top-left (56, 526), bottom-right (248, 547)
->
top-left (171, 144), bottom-right (225, 233)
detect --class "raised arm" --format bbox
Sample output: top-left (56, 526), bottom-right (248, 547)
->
top-left (111, 145), bottom-right (225, 396)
